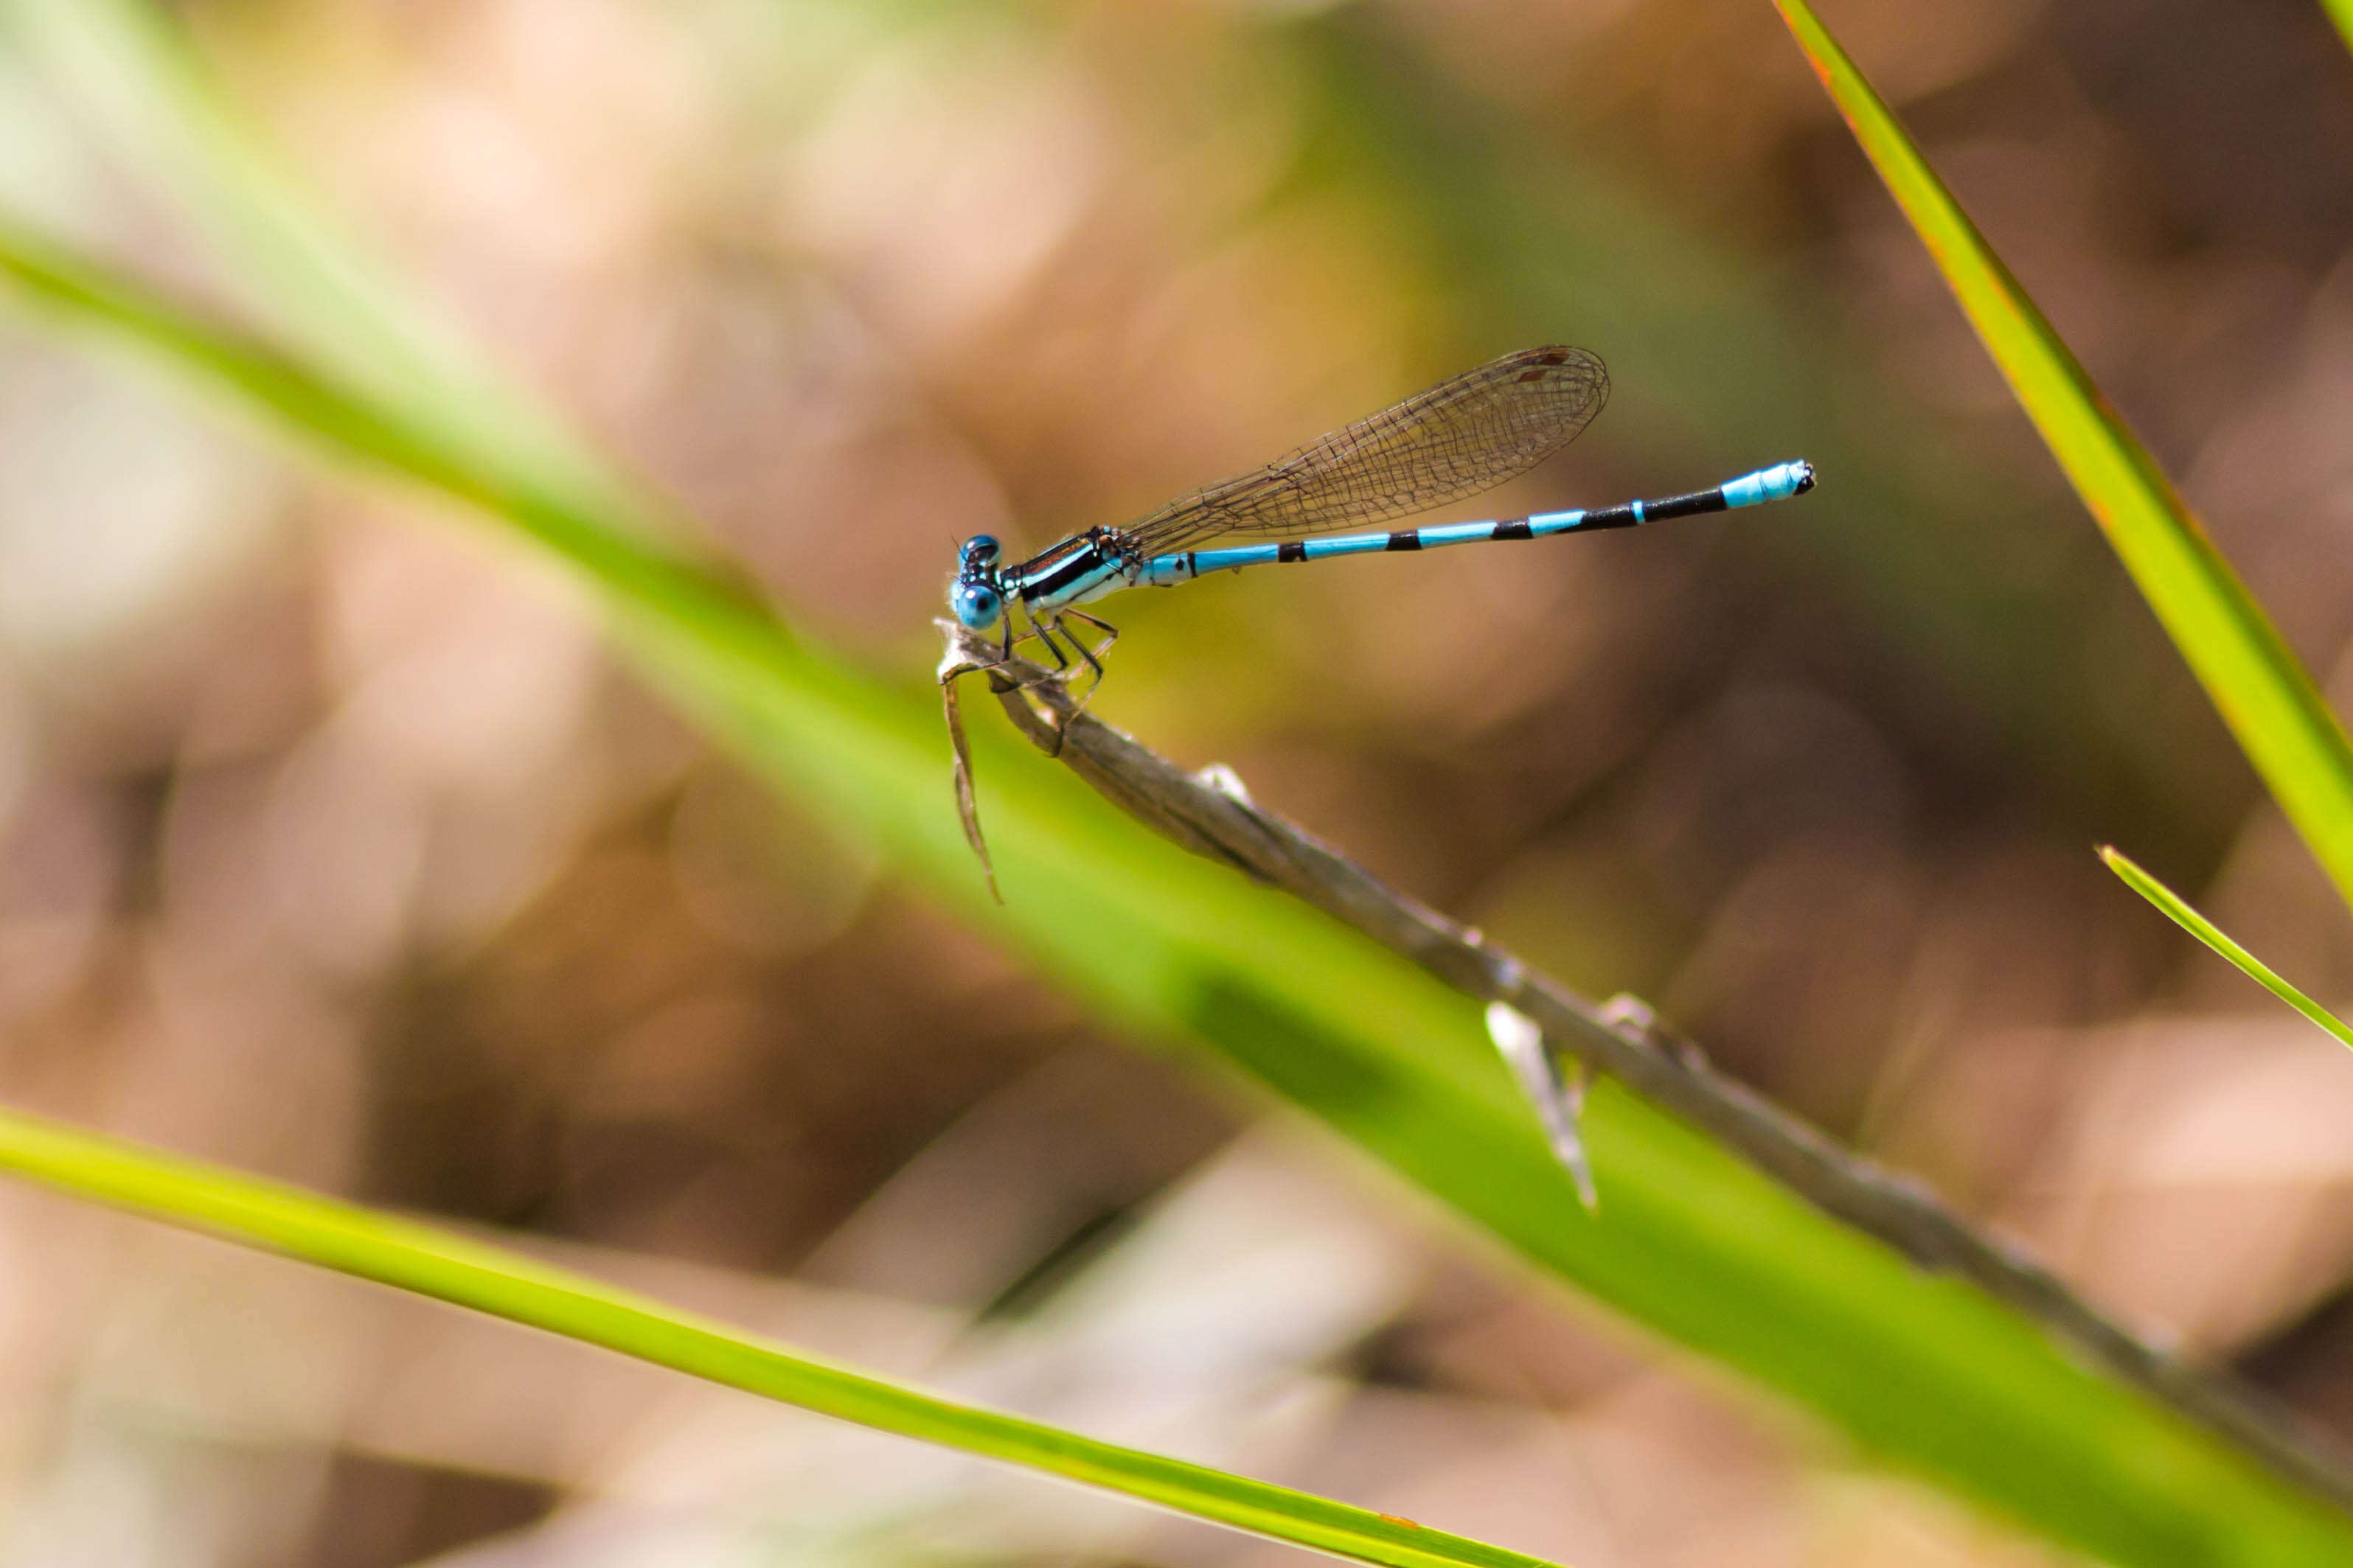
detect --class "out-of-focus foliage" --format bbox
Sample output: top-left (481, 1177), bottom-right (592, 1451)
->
top-left (1, 2), bottom-right (2352, 1567)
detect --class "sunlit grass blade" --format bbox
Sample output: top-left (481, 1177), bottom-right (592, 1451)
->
top-left (2321, 1), bottom-right (2353, 61)
top-left (1773, 0), bottom-right (2353, 916)
top-left (0, 1103), bottom-right (1564, 1568)
top-left (2100, 846), bottom-right (2353, 1052)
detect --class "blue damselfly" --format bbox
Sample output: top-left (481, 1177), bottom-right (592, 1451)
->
top-left (940, 346), bottom-right (1816, 894)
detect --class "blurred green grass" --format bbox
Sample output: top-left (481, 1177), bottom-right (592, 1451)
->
top-left (0, 1100), bottom-right (1574, 1568)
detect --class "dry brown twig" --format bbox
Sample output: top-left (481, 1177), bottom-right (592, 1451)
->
top-left (939, 619), bottom-right (2353, 1512)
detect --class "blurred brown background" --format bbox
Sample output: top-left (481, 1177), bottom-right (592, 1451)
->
top-left (1, 0), bottom-right (2352, 1562)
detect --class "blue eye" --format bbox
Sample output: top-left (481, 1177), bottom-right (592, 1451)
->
top-left (950, 581), bottom-right (1004, 629)
top-left (959, 535), bottom-right (1001, 568)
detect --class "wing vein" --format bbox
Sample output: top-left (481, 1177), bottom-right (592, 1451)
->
top-left (1123, 346), bottom-right (1608, 555)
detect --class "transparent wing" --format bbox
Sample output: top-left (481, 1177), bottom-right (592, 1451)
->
top-left (1122, 346), bottom-right (1608, 555)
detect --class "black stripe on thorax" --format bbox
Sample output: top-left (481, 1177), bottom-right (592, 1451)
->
top-left (1017, 535), bottom-right (1098, 575)
top-left (1019, 536), bottom-right (1117, 601)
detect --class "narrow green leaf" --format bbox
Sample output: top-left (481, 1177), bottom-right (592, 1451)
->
top-left (2101, 846), bottom-right (2353, 1053)
top-left (1773, 0), bottom-right (2353, 917)
top-left (0, 1102), bottom-right (1561, 1568)
top-left (2320, 1), bottom-right (2353, 61)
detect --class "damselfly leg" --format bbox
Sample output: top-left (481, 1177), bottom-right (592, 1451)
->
top-left (975, 609), bottom-right (1067, 690)
top-left (1053, 607), bottom-right (1119, 702)
top-left (985, 606), bottom-right (1119, 708)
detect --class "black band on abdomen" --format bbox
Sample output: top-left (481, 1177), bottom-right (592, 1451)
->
top-left (1640, 488), bottom-right (1731, 522)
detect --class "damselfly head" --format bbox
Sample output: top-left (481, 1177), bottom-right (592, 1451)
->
top-left (950, 537), bottom-right (1007, 627)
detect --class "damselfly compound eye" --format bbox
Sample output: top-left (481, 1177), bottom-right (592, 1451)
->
top-left (950, 581), bottom-right (1004, 629)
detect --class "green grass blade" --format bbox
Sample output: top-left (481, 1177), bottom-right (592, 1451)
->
top-left (2321, 1), bottom-right (2353, 60)
top-left (7, 216), bottom-right (2353, 1568)
top-left (1773, 0), bottom-right (2353, 916)
top-left (0, 1102), bottom-right (1563, 1568)
top-left (2100, 846), bottom-right (2353, 1052)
